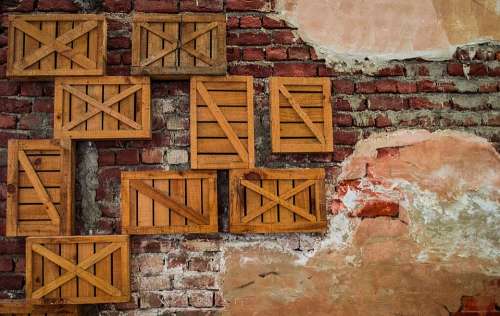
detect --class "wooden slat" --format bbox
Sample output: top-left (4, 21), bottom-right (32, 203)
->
top-left (154, 179), bottom-right (169, 227)
top-left (0, 299), bottom-right (79, 315)
top-left (197, 91), bottom-right (247, 106)
top-left (197, 138), bottom-right (248, 153)
top-left (197, 106), bottom-right (249, 122)
top-left (197, 122), bottom-right (248, 138)
top-left (137, 179), bottom-right (153, 227)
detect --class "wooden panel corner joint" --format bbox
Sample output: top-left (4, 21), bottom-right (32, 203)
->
top-left (270, 77), bottom-right (333, 153)
top-left (229, 168), bottom-right (327, 233)
top-left (6, 139), bottom-right (75, 237)
top-left (7, 14), bottom-right (106, 78)
top-left (53, 76), bottom-right (151, 140)
top-left (121, 170), bottom-right (218, 234)
top-left (190, 76), bottom-right (255, 169)
top-left (0, 299), bottom-right (79, 315)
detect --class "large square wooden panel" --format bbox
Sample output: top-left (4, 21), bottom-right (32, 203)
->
top-left (6, 139), bottom-right (74, 237)
top-left (190, 76), bottom-right (255, 169)
top-left (121, 170), bottom-right (218, 234)
top-left (7, 14), bottom-right (106, 78)
top-left (0, 299), bottom-right (79, 315)
top-left (270, 77), bottom-right (333, 153)
top-left (53, 76), bottom-right (151, 140)
top-left (230, 168), bottom-right (327, 233)
top-left (131, 13), bottom-right (226, 78)
top-left (26, 235), bottom-right (130, 305)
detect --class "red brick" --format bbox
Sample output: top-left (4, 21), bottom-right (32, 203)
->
top-left (0, 131), bottom-right (28, 146)
top-left (116, 149), bottom-right (139, 165)
top-left (190, 291), bottom-right (214, 308)
top-left (376, 64), bottom-right (405, 76)
top-left (227, 16), bottom-right (239, 29)
top-left (106, 65), bottom-right (130, 75)
top-left (485, 113), bottom-right (500, 126)
top-left (333, 113), bottom-right (353, 127)
top-left (239, 16), bottom-right (262, 28)
top-left (107, 51), bottom-right (122, 65)
top-left (38, 0), bottom-right (80, 11)
top-left (121, 51), bottom-right (131, 65)
top-left (368, 96), bottom-right (405, 110)
top-left (0, 34), bottom-right (7, 47)
top-left (135, 0), bottom-right (178, 12)
top-left (462, 296), bottom-right (496, 312)
top-left (107, 18), bottom-right (131, 32)
top-left (375, 80), bottom-right (398, 93)
top-left (229, 64), bottom-right (272, 78)
top-left (356, 81), bottom-right (376, 94)
top-left (0, 115), bottom-right (16, 129)
top-left (226, 0), bottom-right (270, 11)
top-left (396, 81), bottom-right (417, 93)
top-left (417, 65), bottom-right (430, 76)
top-left (318, 65), bottom-right (334, 77)
top-left (179, 0), bottom-right (223, 12)
top-left (0, 275), bottom-right (24, 290)
top-left (266, 47), bottom-right (287, 61)
top-left (227, 47), bottom-right (241, 62)
top-left (479, 83), bottom-right (498, 92)
top-left (334, 130), bottom-right (359, 145)
top-left (272, 30), bottom-right (299, 44)
top-left (0, 239), bottom-right (24, 255)
top-left (98, 150), bottom-right (115, 166)
top-left (488, 66), bottom-right (500, 77)
top-left (174, 275), bottom-right (215, 289)
top-left (20, 82), bottom-right (42, 97)
top-left (262, 16), bottom-right (287, 28)
top-left (141, 148), bottom-right (163, 164)
top-left (140, 292), bottom-right (163, 308)
top-left (0, 257), bottom-right (13, 272)
top-left (5, 0), bottom-right (35, 12)
top-left (103, 0), bottom-right (131, 12)
top-left (227, 31), bottom-right (271, 46)
top-left (0, 48), bottom-right (6, 64)
top-left (333, 97), bottom-right (352, 111)
top-left (356, 200), bottom-right (399, 217)
top-left (469, 63), bottom-right (488, 76)
top-left (332, 80), bottom-right (354, 95)
top-left (288, 47), bottom-right (310, 60)
top-left (448, 63), bottom-right (464, 76)
top-left (242, 48), bottom-right (265, 61)
top-left (375, 114), bottom-right (392, 128)
top-left (33, 98), bottom-right (53, 113)
top-left (333, 146), bottom-right (353, 162)
top-left (19, 113), bottom-right (45, 130)
top-left (14, 257), bottom-right (25, 273)
top-left (273, 63), bottom-right (317, 77)
top-left (108, 37), bottom-right (130, 49)
top-left (0, 81), bottom-right (19, 95)
top-left (417, 80), bottom-right (456, 92)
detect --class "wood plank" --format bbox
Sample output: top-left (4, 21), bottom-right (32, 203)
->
top-left (279, 108), bottom-right (325, 122)
top-left (44, 243), bottom-right (61, 300)
top-left (169, 179), bottom-right (186, 226)
top-left (137, 179), bottom-right (153, 227)
top-left (153, 179), bottom-right (169, 227)
top-left (163, 22), bottom-right (178, 67)
top-left (24, 21), bottom-right (40, 71)
top-left (78, 242), bottom-right (95, 299)
top-left (196, 22), bottom-right (211, 67)
top-left (262, 180), bottom-right (277, 224)
top-left (119, 84), bottom-right (134, 131)
top-left (95, 242), bottom-right (112, 298)
top-left (18, 187), bottom-right (60, 204)
top-left (198, 122), bottom-right (248, 138)
top-left (197, 138), bottom-right (248, 153)
top-left (197, 106), bottom-right (248, 122)
top-left (180, 22), bottom-right (195, 68)
top-left (56, 21), bottom-right (73, 69)
top-left (103, 84), bottom-right (119, 132)
top-left (87, 83), bottom-right (103, 132)
top-left (6, 140), bottom-right (19, 236)
top-left (147, 22), bottom-right (164, 69)
top-left (70, 85), bottom-right (88, 131)
top-left (278, 180), bottom-right (294, 224)
top-left (60, 243), bottom-right (77, 300)
top-left (197, 90), bottom-right (246, 106)
top-left (18, 204), bottom-right (59, 220)
top-left (39, 21), bottom-right (56, 71)
top-left (186, 178), bottom-right (202, 226)
top-left (71, 20), bottom-right (89, 71)
top-left (279, 92), bottom-right (324, 107)
top-left (246, 180), bottom-right (262, 225)
top-left (18, 155), bottom-right (61, 171)
top-left (279, 122), bottom-right (325, 138)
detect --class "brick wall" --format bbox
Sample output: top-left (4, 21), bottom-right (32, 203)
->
top-left (0, 0), bottom-right (499, 315)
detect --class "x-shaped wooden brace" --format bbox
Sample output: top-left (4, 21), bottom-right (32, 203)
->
top-left (139, 22), bottom-right (219, 67)
top-left (240, 179), bottom-right (317, 223)
top-left (130, 180), bottom-right (209, 225)
top-left (31, 243), bottom-right (123, 299)
top-left (17, 150), bottom-right (60, 226)
top-left (12, 19), bottom-right (98, 71)
top-left (196, 82), bottom-right (249, 163)
top-left (62, 84), bottom-right (142, 131)
top-left (279, 84), bottom-right (325, 144)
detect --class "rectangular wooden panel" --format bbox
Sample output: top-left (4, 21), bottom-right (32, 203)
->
top-left (53, 76), bottom-right (151, 140)
top-left (229, 168), bottom-right (327, 233)
top-left (191, 76), bottom-right (255, 169)
top-left (6, 139), bottom-right (74, 237)
top-left (26, 235), bottom-right (130, 305)
top-left (270, 77), bottom-right (333, 153)
top-left (0, 299), bottom-right (79, 315)
top-left (7, 14), bottom-right (106, 78)
top-left (121, 170), bottom-right (218, 234)
top-left (131, 14), bottom-right (226, 78)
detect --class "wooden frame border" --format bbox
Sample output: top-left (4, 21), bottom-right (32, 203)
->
top-left (0, 299), bottom-right (79, 315)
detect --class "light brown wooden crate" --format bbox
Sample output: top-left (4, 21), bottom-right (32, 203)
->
top-left (191, 76), bottom-right (255, 169)
top-left (26, 235), bottom-right (130, 305)
top-left (53, 76), bottom-right (151, 140)
top-left (0, 299), bottom-right (79, 315)
top-left (6, 139), bottom-right (74, 237)
top-left (7, 14), bottom-right (106, 78)
top-left (121, 170), bottom-right (218, 234)
top-left (131, 13), bottom-right (226, 78)
top-left (229, 168), bottom-right (327, 233)
top-left (270, 77), bottom-right (333, 153)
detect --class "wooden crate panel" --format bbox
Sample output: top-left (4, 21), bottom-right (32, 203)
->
top-left (229, 169), bottom-right (327, 233)
top-left (53, 76), bottom-right (151, 140)
top-left (6, 139), bottom-right (74, 237)
top-left (191, 76), bottom-right (255, 169)
top-left (131, 14), bottom-right (226, 78)
top-left (121, 171), bottom-right (218, 234)
top-left (7, 14), bottom-right (106, 78)
top-left (270, 77), bottom-right (333, 153)
top-left (26, 235), bottom-right (130, 305)
top-left (0, 299), bottom-right (79, 315)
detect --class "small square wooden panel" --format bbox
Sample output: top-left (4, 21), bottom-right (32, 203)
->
top-left (53, 76), bottom-right (151, 140)
top-left (26, 235), bottom-right (130, 305)
top-left (270, 77), bottom-right (333, 153)
top-left (121, 171), bottom-right (218, 234)
top-left (0, 299), bottom-right (79, 315)
top-left (230, 168), bottom-right (327, 233)
top-left (191, 76), bottom-right (255, 169)
top-left (6, 139), bottom-right (75, 237)
top-left (7, 14), bottom-right (106, 78)
top-left (131, 13), bottom-right (226, 78)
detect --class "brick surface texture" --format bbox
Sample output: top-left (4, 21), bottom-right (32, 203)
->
top-left (0, 0), bottom-right (499, 314)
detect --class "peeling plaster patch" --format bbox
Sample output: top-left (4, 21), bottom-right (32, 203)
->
top-left (76, 141), bottom-right (101, 233)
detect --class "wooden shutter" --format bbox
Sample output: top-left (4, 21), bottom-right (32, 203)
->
top-left (7, 14), bottom-right (106, 78)
top-left (270, 77), bottom-right (333, 153)
top-left (121, 171), bottom-right (218, 234)
top-left (6, 139), bottom-right (74, 237)
top-left (191, 76), bottom-right (255, 169)
top-left (132, 13), bottom-right (226, 78)
top-left (229, 168), bottom-right (326, 233)
top-left (26, 235), bottom-right (130, 305)
top-left (0, 299), bottom-right (79, 315)
top-left (53, 76), bottom-right (151, 140)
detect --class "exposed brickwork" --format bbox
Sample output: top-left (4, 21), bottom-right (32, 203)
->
top-left (0, 0), bottom-right (499, 314)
